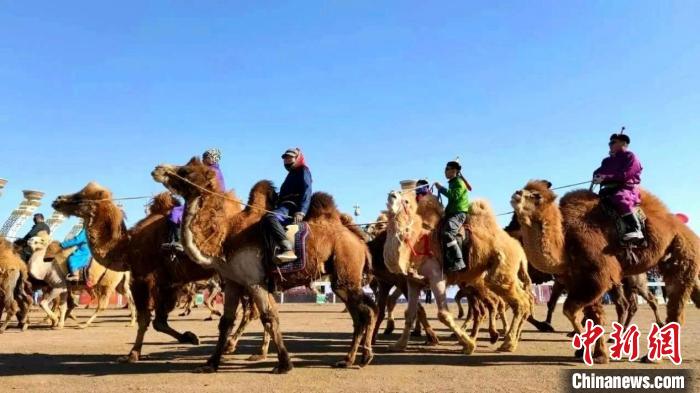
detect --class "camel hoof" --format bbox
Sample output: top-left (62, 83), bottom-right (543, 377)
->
top-left (0, 327), bottom-right (6, 334)
top-left (566, 331), bottom-right (576, 338)
top-left (178, 313), bottom-right (186, 317)
top-left (489, 331), bottom-right (500, 345)
top-left (640, 355), bottom-right (658, 364)
top-left (536, 322), bottom-right (555, 333)
top-left (386, 343), bottom-right (406, 352)
top-left (607, 337), bottom-right (615, 344)
top-left (360, 351), bottom-right (374, 367)
top-left (423, 339), bottom-right (439, 347)
top-left (246, 354), bottom-right (267, 362)
top-left (223, 342), bottom-right (237, 354)
top-left (78, 324), bottom-right (89, 330)
top-left (203, 317), bottom-right (213, 321)
top-left (117, 352), bottom-right (140, 363)
top-left (497, 342), bottom-right (516, 353)
top-left (212, 310), bottom-right (223, 317)
top-left (410, 330), bottom-right (422, 338)
top-left (333, 360), bottom-right (351, 369)
top-left (383, 320), bottom-right (395, 335)
top-left (593, 355), bottom-right (609, 364)
top-left (194, 365), bottom-right (217, 374)
top-left (574, 348), bottom-right (584, 359)
top-left (180, 331), bottom-right (200, 345)
top-left (20, 323), bottom-right (29, 332)
top-left (52, 325), bottom-right (64, 330)
top-left (272, 362), bottom-right (293, 374)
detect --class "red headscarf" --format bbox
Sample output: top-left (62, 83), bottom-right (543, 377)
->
top-left (293, 148), bottom-right (308, 169)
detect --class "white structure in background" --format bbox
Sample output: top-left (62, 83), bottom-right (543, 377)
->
top-left (0, 179), bottom-right (7, 198)
top-left (46, 211), bottom-right (67, 233)
top-left (64, 219), bottom-right (84, 241)
top-left (0, 190), bottom-right (44, 238)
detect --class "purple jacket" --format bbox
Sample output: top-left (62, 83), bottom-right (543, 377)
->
top-left (168, 163), bottom-right (225, 224)
top-left (210, 163), bottom-right (226, 192)
top-left (593, 150), bottom-right (642, 187)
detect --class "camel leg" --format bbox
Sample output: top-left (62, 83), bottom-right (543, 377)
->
top-left (469, 298), bottom-right (486, 340)
top-left (455, 287), bottom-right (467, 319)
top-left (152, 284), bottom-right (199, 345)
top-left (484, 295), bottom-right (500, 344)
top-left (585, 303), bottom-right (609, 364)
top-left (247, 284), bottom-right (293, 374)
top-left (387, 281), bottom-right (419, 352)
top-left (332, 284), bottom-right (373, 368)
top-left (639, 288), bottom-right (663, 326)
top-left (0, 271), bottom-right (20, 333)
top-left (196, 283), bottom-right (242, 373)
top-left (385, 287), bottom-right (402, 335)
top-left (563, 272), bottom-right (610, 364)
top-left (39, 288), bottom-right (64, 328)
top-left (205, 286), bottom-right (222, 320)
top-left (416, 303), bottom-right (439, 345)
top-left (610, 284), bottom-right (628, 326)
top-left (486, 272), bottom-right (530, 353)
top-left (660, 251), bottom-right (697, 326)
top-left (119, 279), bottom-right (152, 363)
top-left (546, 280), bottom-right (565, 325)
top-left (123, 286), bottom-right (137, 327)
top-left (372, 281), bottom-right (391, 343)
top-left (430, 275), bottom-right (476, 355)
top-left (80, 289), bottom-right (111, 329)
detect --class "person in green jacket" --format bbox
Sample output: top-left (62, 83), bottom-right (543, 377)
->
top-left (433, 160), bottom-right (472, 272)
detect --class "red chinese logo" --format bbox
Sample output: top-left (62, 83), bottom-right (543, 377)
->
top-left (608, 322), bottom-right (641, 361)
top-left (647, 322), bottom-right (682, 365)
top-left (572, 319), bottom-right (605, 366)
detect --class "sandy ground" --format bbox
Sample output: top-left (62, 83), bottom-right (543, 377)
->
top-left (0, 303), bottom-right (697, 392)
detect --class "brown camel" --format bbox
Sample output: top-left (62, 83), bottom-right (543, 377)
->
top-left (152, 158), bottom-right (377, 373)
top-left (176, 277), bottom-right (223, 320)
top-left (52, 185), bottom-right (216, 362)
top-left (0, 239), bottom-right (31, 332)
top-left (511, 180), bottom-right (700, 363)
top-left (384, 190), bottom-right (532, 354)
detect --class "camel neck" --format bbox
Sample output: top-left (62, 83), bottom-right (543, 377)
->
top-left (519, 206), bottom-right (567, 276)
top-left (82, 205), bottom-right (129, 267)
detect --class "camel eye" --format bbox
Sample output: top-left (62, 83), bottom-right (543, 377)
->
top-left (533, 193), bottom-right (542, 200)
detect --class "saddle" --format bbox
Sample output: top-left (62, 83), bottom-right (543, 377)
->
top-left (265, 223), bottom-right (310, 291)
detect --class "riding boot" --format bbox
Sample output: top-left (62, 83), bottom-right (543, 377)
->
top-left (162, 221), bottom-right (184, 251)
top-left (263, 215), bottom-right (297, 263)
top-left (444, 240), bottom-right (466, 273)
top-left (621, 213), bottom-right (644, 242)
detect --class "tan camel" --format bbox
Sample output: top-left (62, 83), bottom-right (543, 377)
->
top-left (384, 190), bottom-right (532, 354)
top-left (152, 158), bottom-right (377, 373)
top-left (0, 239), bottom-right (31, 332)
top-left (511, 180), bottom-right (700, 363)
top-left (26, 233), bottom-right (136, 329)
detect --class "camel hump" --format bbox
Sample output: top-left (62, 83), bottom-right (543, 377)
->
top-left (148, 192), bottom-right (180, 215)
top-left (306, 192), bottom-right (340, 221)
top-left (469, 199), bottom-right (494, 216)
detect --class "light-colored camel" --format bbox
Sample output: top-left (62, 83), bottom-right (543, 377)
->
top-left (177, 278), bottom-right (223, 320)
top-left (26, 233), bottom-right (136, 329)
top-left (511, 180), bottom-right (700, 363)
top-left (384, 190), bottom-right (533, 354)
top-left (0, 239), bottom-right (31, 332)
top-left (152, 158), bottom-right (377, 373)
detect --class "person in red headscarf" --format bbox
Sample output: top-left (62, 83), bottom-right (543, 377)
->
top-left (262, 148), bottom-right (313, 263)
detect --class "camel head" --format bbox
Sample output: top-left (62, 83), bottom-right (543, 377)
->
top-left (152, 157), bottom-right (219, 201)
top-left (27, 232), bottom-right (51, 252)
top-left (52, 182), bottom-right (114, 218)
top-left (510, 180), bottom-right (557, 225)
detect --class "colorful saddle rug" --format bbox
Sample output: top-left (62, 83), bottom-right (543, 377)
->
top-left (276, 222), bottom-right (310, 275)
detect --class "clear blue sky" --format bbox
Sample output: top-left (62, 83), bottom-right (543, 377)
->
top-left (1, 1), bottom-right (698, 240)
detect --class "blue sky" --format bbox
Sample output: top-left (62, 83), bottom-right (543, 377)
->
top-left (1, 1), bottom-right (698, 240)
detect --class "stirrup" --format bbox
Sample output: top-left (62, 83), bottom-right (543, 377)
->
top-left (275, 250), bottom-right (298, 263)
top-left (622, 231), bottom-right (644, 242)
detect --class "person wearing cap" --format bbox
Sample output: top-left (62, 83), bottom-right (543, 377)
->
top-left (163, 148), bottom-right (226, 251)
top-left (592, 132), bottom-right (644, 241)
top-left (15, 213), bottom-right (51, 261)
top-left (433, 160), bottom-right (472, 273)
top-left (262, 148), bottom-right (313, 263)
top-left (415, 179), bottom-right (431, 202)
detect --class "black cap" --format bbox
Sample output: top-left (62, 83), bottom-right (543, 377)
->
top-left (610, 133), bottom-right (630, 144)
top-left (446, 161), bottom-right (461, 170)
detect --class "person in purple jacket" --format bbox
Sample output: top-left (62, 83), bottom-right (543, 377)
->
top-left (163, 148), bottom-right (226, 250)
top-left (592, 132), bottom-right (644, 241)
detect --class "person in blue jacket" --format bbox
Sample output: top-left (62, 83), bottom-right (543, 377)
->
top-left (61, 228), bottom-right (92, 281)
top-left (262, 148), bottom-right (312, 263)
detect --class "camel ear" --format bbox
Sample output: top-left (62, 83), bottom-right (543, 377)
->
top-left (544, 181), bottom-right (552, 189)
